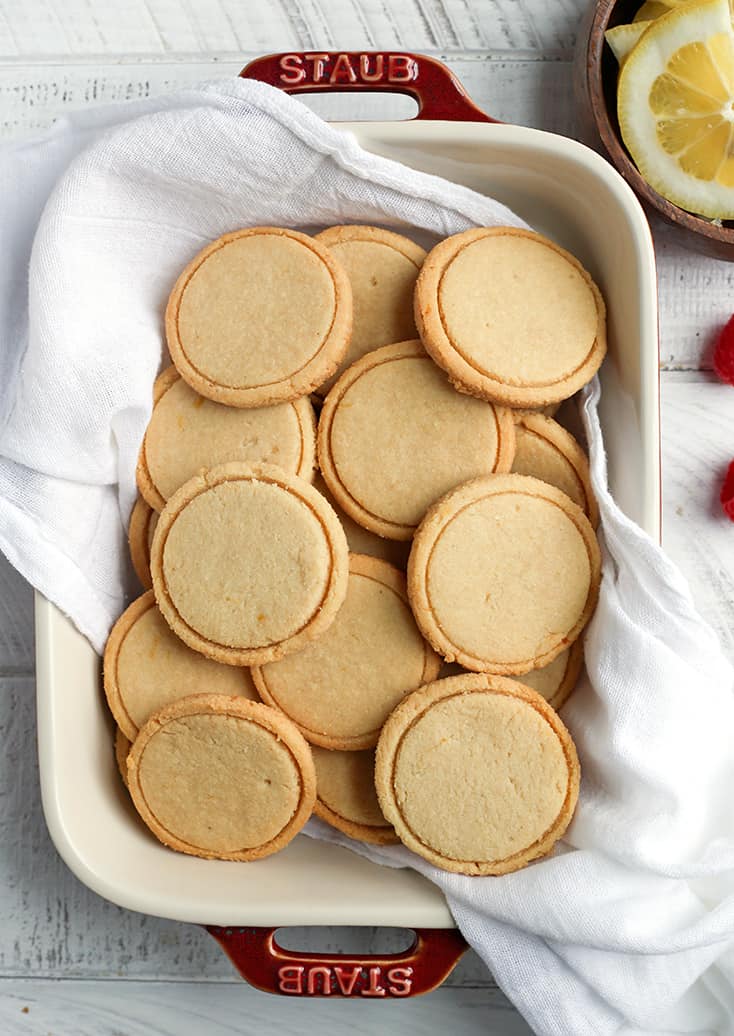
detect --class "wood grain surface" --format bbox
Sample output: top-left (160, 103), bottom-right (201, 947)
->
top-left (0, 980), bottom-right (533, 1034)
top-left (0, 0), bottom-right (733, 1031)
top-left (0, 0), bottom-right (582, 58)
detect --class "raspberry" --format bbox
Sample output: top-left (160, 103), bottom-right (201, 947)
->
top-left (721, 461), bottom-right (734, 522)
top-left (714, 314), bottom-right (734, 386)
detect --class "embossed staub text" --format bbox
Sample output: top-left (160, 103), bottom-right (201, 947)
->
top-left (277, 963), bottom-right (414, 996)
top-left (278, 53), bottom-right (419, 86)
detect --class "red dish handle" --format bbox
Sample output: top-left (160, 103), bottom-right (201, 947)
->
top-left (240, 51), bottom-right (496, 123)
top-left (206, 926), bottom-right (468, 998)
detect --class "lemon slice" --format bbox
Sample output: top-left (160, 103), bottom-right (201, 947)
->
top-left (618, 0), bottom-right (734, 217)
top-left (606, 21), bottom-right (653, 63)
top-left (634, 0), bottom-right (690, 22)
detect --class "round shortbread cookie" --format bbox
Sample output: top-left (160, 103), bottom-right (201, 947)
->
top-left (137, 367), bottom-right (316, 511)
top-left (516, 640), bottom-right (584, 711)
top-left (115, 727), bottom-right (131, 788)
top-left (252, 554), bottom-right (440, 750)
top-left (511, 412), bottom-right (599, 528)
top-left (375, 673), bottom-right (580, 875)
top-left (104, 590), bottom-right (259, 741)
top-left (151, 462), bottom-right (348, 666)
top-left (166, 227), bottom-right (352, 407)
top-left (312, 745), bottom-right (398, 845)
top-left (408, 474), bottom-right (601, 675)
top-left (128, 496), bottom-right (158, 590)
top-left (318, 340), bottom-right (515, 541)
top-left (314, 225), bottom-right (425, 393)
top-left (313, 474), bottom-right (410, 570)
top-left (414, 227), bottom-right (606, 408)
top-left (127, 696), bottom-right (316, 861)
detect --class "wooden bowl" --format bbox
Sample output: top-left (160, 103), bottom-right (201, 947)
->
top-left (575, 0), bottom-right (734, 260)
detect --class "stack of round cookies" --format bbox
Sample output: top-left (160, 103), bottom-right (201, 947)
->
top-left (107, 223), bottom-right (605, 876)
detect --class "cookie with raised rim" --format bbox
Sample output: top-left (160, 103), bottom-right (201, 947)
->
top-left (315, 224), bottom-right (425, 392)
top-left (114, 727), bottom-right (131, 789)
top-left (104, 589), bottom-right (259, 741)
top-left (375, 673), bottom-right (580, 875)
top-left (312, 474), bottom-right (411, 570)
top-left (128, 496), bottom-right (158, 590)
top-left (127, 695), bottom-right (316, 862)
top-left (312, 745), bottom-right (398, 845)
top-left (516, 640), bottom-right (584, 711)
top-left (414, 227), bottom-right (606, 408)
top-left (137, 367), bottom-right (316, 512)
top-left (253, 553), bottom-right (440, 749)
top-left (407, 473), bottom-right (600, 674)
top-left (511, 411), bottom-right (599, 528)
top-left (151, 462), bottom-right (349, 666)
top-left (318, 340), bottom-right (515, 541)
top-left (166, 227), bottom-right (352, 407)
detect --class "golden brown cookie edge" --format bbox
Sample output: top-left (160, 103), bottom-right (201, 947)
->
top-left (315, 224), bottom-right (427, 267)
top-left (128, 496), bottom-right (156, 590)
top-left (548, 638), bottom-right (585, 711)
top-left (514, 411), bottom-right (599, 529)
top-left (114, 726), bottom-right (131, 789)
top-left (312, 797), bottom-right (399, 846)
top-left (103, 590), bottom-right (157, 742)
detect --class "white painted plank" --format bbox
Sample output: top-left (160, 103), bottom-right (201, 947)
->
top-left (0, 979), bottom-right (532, 1035)
top-left (0, 0), bottom-right (586, 59)
top-left (652, 223), bottom-right (734, 372)
top-left (0, 555), bottom-right (33, 673)
top-left (661, 372), bottom-right (734, 660)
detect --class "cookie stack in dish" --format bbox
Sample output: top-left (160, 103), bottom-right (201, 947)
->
top-left (106, 223), bottom-right (605, 876)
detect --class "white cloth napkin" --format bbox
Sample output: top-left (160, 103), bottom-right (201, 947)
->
top-left (1, 78), bottom-right (733, 1035)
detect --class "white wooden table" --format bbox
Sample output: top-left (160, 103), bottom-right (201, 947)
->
top-left (1, 2), bottom-right (733, 1032)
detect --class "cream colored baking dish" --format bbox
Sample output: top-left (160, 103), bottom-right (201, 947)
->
top-left (35, 52), bottom-right (659, 933)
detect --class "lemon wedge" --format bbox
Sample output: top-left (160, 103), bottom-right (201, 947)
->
top-left (618, 0), bottom-right (734, 217)
top-left (606, 21), bottom-right (653, 63)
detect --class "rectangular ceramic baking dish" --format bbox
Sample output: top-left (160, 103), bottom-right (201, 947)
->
top-left (35, 51), bottom-right (659, 997)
